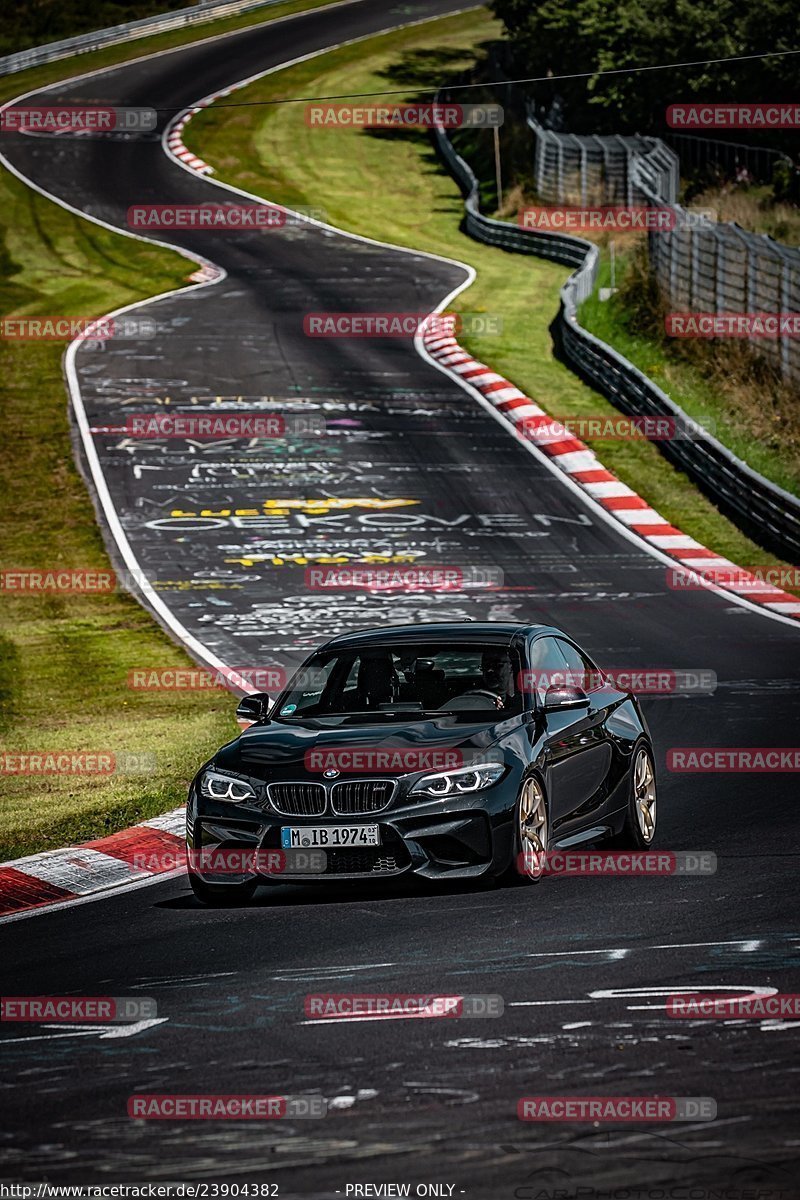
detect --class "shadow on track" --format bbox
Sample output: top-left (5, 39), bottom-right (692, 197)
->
top-left (156, 872), bottom-right (502, 910)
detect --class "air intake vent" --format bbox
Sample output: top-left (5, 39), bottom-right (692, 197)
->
top-left (330, 779), bottom-right (395, 815)
top-left (267, 782), bottom-right (326, 817)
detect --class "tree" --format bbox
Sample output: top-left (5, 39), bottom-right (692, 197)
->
top-left (491, 0), bottom-right (800, 148)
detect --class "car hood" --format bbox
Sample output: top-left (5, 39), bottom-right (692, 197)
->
top-left (216, 715), bottom-right (514, 778)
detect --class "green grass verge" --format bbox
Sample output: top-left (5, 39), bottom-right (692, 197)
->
top-left (5, 2), bottom-right (794, 861)
top-left (0, 0), bottom-right (344, 105)
top-left (3, 0), bottom-right (273, 56)
top-left (0, 169), bottom-right (241, 860)
top-left (0, 0), bottom-right (358, 859)
top-left (580, 245), bottom-right (800, 498)
top-left (185, 7), bottom-right (800, 583)
top-left (685, 183), bottom-right (800, 245)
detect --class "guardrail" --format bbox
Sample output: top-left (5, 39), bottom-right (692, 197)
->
top-left (432, 99), bottom-right (800, 563)
top-left (524, 107), bottom-right (800, 388)
top-left (0, 0), bottom-right (283, 76)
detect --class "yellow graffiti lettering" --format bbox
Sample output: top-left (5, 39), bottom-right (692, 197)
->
top-left (261, 497), bottom-right (418, 515)
top-left (171, 498), bottom-right (418, 519)
top-left (224, 553), bottom-right (426, 569)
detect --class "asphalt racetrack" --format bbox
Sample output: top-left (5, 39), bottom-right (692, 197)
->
top-left (1, 0), bottom-right (799, 1194)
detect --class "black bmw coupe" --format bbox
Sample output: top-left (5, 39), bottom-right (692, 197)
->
top-left (186, 622), bottom-right (657, 903)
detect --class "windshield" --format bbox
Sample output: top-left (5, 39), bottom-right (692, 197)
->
top-left (276, 643), bottom-right (522, 718)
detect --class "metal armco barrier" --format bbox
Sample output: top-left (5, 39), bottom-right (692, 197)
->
top-left (524, 105), bottom-right (800, 388)
top-left (0, 0), bottom-right (284, 76)
top-left (432, 100), bottom-right (800, 563)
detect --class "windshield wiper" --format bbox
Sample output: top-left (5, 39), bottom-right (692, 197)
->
top-left (286, 709), bottom-right (455, 719)
top-left (377, 709), bottom-right (456, 718)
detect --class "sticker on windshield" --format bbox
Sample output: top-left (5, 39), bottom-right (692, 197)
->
top-left (280, 704), bottom-right (297, 715)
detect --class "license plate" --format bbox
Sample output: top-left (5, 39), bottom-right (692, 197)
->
top-left (280, 824), bottom-right (380, 849)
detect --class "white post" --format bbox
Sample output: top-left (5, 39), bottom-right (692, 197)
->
top-left (494, 125), bottom-right (502, 212)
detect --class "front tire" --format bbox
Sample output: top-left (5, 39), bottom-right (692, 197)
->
top-left (607, 741), bottom-right (657, 849)
top-left (188, 870), bottom-right (258, 906)
top-left (506, 775), bottom-right (549, 885)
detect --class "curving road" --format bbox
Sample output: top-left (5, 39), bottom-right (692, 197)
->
top-left (1, 1), bottom-right (799, 1194)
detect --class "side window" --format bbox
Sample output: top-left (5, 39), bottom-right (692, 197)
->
top-left (527, 637), bottom-right (570, 706)
top-left (555, 640), bottom-right (602, 692)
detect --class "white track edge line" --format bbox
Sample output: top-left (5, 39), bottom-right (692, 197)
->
top-left (164, 28), bottom-right (800, 631)
top-left (2, 1), bottom-right (797, 926)
top-left (0, 0), bottom-right (367, 100)
top-left (0, 4), bottom-right (484, 922)
top-left (419, 341), bottom-right (800, 630)
top-left (0, 868), bottom-right (187, 927)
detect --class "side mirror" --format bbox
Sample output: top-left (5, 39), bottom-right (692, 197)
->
top-left (236, 692), bottom-right (272, 727)
top-left (543, 684), bottom-right (588, 711)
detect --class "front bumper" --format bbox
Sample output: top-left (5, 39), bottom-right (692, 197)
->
top-left (187, 774), bottom-right (520, 884)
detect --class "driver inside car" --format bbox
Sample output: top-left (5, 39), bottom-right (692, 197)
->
top-left (478, 649), bottom-right (515, 709)
top-left (440, 649), bottom-right (517, 711)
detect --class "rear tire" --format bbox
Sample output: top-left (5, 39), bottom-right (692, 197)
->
top-left (188, 870), bottom-right (258, 906)
top-left (606, 741), bottom-right (657, 850)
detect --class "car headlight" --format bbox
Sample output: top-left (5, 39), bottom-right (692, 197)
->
top-left (410, 762), bottom-right (505, 798)
top-left (199, 770), bottom-right (256, 803)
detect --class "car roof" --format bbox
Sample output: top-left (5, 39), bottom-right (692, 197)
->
top-left (318, 621), bottom-right (559, 651)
